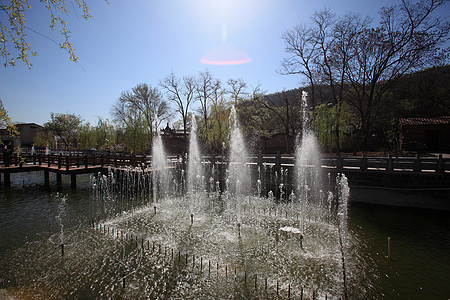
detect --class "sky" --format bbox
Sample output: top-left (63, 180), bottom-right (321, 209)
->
top-left (1, 0), bottom-right (448, 126)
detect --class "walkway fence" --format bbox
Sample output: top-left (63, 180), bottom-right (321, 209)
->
top-left (1, 152), bottom-right (448, 173)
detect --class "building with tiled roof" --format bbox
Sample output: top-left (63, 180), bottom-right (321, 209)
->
top-left (399, 116), bottom-right (450, 151)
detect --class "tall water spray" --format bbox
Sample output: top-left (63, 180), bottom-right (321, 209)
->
top-left (295, 91), bottom-right (323, 203)
top-left (337, 173), bottom-right (350, 299)
top-left (152, 125), bottom-right (168, 203)
top-left (227, 106), bottom-right (250, 196)
top-left (187, 117), bottom-right (204, 194)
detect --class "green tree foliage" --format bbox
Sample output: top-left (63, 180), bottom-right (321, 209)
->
top-left (43, 112), bottom-right (82, 150)
top-left (33, 130), bottom-right (54, 148)
top-left (203, 96), bottom-right (230, 153)
top-left (112, 83), bottom-right (170, 153)
top-left (237, 100), bottom-right (273, 140)
top-left (313, 102), bottom-right (353, 153)
top-left (77, 117), bottom-right (117, 151)
top-left (122, 112), bottom-right (149, 153)
top-left (0, 99), bottom-right (18, 143)
top-left (0, 0), bottom-right (108, 68)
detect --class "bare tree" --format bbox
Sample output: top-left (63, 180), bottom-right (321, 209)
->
top-left (345, 0), bottom-right (450, 150)
top-left (160, 72), bottom-right (196, 144)
top-left (281, 24), bottom-right (319, 108)
top-left (316, 11), bottom-right (370, 153)
top-left (227, 78), bottom-right (248, 106)
top-left (252, 85), bottom-right (299, 153)
top-left (281, 0), bottom-right (449, 152)
top-left (195, 70), bottom-right (221, 130)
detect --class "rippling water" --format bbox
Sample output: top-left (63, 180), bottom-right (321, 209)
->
top-left (0, 172), bottom-right (449, 299)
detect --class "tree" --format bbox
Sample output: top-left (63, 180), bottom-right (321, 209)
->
top-left (204, 95), bottom-right (230, 153)
top-left (281, 24), bottom-right (319, 108)
top-left (77, 122), bottom-right (96, 150)
top-left (313, 102), bottom-right (354, 152)
top-left (160, 72), bottom-right (196, 146)
top-left (77, 117), bottom-right (117, 151)
top-left (252, 87), bottom-right (301, 153)
top-left (43, 112), bottom-right (82, 150)
top-left (34, 129), bottom-right (54, 147)
top-left (345, 0), bottom-right (450, 150)
top-left (282, 10), bottom-right (369, 153)
top-left (282, 0), bottom-right (449, 152)
top-left (112, 97), bottom-right (151, 153)
top-left (112, 83), bottom-right (170, 142)
top-left (0, 99), bottom-right (18, 143)
top-left (195, 69), bottom-right (221, 131)
top-left (226, 78), bottom-right (248, 106)
top-left (0, 0), bottom-right (107, 68)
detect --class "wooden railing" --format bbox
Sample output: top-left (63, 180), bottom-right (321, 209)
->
top-left (1, 153), bottom-right (449, 173)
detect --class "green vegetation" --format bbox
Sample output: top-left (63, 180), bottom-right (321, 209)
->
top-left (2, 1), bottom-right (448, 154)
top-left (3, 65), bottom-right (448, 155)
top-left (0, 0), bottom-right (108, 68)
top-left (0, 99), bottom-right (18, 142)
top-left (43, 112), bottom-right (82, 150)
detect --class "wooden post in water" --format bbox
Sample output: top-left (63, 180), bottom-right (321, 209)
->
top-left (44, 170), bottom-right (49, 189)
top-left (66, 154), bottom-right (70, 171)
top-left (71, 174), bottom-right (76, 190)
top-left (337, 154), bottom-right (343, 171)
top-left (4, 173), bottom-right (10, 187)
top-left (275, 151), bottom-right (281, 175)
top-left (414, 154), bottom-right (421, 172)
top-left (361, 153), bottom-right (367, 171)
top-left (56, 173), bottom-right (62, 190)
top-left (437, 154), bottom-right (444, 173)
top-left (387, 155), bottom-right (393, 172)
top-left (388, 237), bottom-right (391, 258)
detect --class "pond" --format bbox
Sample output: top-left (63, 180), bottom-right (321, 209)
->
top-left (0, 171), bottom-right (449, 299)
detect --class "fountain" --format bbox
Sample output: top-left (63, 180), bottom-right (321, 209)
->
top-left (0, 97), bottom-right (359, 299)
top-left (187, 117), bottom-right (205, 195)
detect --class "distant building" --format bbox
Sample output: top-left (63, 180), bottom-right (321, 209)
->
top-left (0, 123), bottom-right (42, 149)
top-left (16, 123), bottom-right (42, 147)
top-left (160, 123), bottom-right (187, 154)
top-left (259, 133), bottom-right (295, 154)
top-left (399, 116), bottom-right (450, 152)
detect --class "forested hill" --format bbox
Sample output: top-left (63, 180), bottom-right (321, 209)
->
top-left (263, 65), bottom-right (450, 118)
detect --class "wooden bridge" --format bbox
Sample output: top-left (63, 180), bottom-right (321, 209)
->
top-left (0, 152), bottom-right (449, 190)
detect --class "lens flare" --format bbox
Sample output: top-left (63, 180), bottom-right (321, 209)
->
top-left (201, 43), bottom-right (251, 65)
